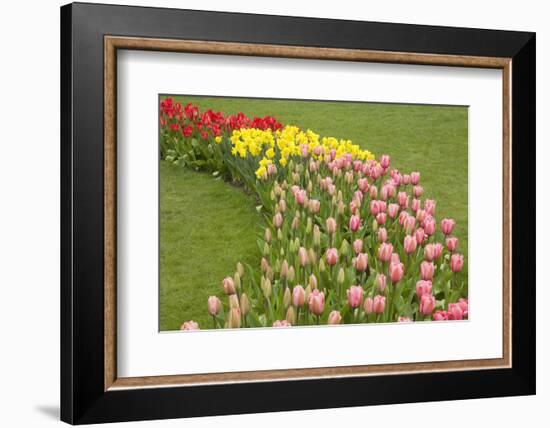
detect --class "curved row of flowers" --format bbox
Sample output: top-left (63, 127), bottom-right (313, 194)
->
top-left (160, 98), bottom-right (468, 331)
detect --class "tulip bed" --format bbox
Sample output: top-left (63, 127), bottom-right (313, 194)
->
top-left (160, 97), bottom-right (468, 330)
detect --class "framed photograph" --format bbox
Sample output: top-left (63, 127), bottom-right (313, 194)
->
top-left (60, 2), bottom-right (536, 424)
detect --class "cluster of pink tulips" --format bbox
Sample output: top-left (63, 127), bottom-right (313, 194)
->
top-left (180, 149), bottom-right (468, 330)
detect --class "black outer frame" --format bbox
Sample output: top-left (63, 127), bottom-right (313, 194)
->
top-left (60, 2), bottom-right (536, 424)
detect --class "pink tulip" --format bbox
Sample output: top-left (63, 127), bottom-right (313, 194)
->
top-left (416, 280), bottom-right (433, 298)
top-left (326, 217), bottom-right (337, 234)
top-left (447, 303), bottom-right (464, 320)
top-left (376, 212), bottom-right (387, 225)
top-left (364, 297), bottom-right (374, 314)
top-left (458, 298), bottom-right (469, 318)
top-left (308, 199), bottom-right (320, 214)
top-left (327, 310), bottom-right (342, 325)
top-left (294, 189), bottom-right (307, 205)
top-left (404, 235), bottom-right (417, 254)
top-left (292, 285), bottom-right (305, 307)
top-left (389, 262), bottom-right (405, 282)
top-left (433, 310), bottom-right (448, 321)
top-left (423, 216), bottom-right (436, 236)
top-left (402, 174), bottom-right (411, 185)
top-left (349, 200), bottom-right (358, 215)
top-left (420, 261), bottom-right (435, 280)
top-left (413, 185), bottom-right (424, 198)
top-left (415, 228), bottom-right (425, 245)
top-left (380, 185), bottom-right (389, 201)
top-left (388, 203), bottom-right (399, 218)
top-left (349, 215), bottom-right (361, 232)
top-left (357, 178), bottom-right (369, 192)
top-left (433, 243), bottom-right (443, 259)
top-left (273, 320), bottom-right (291, 327)
top-left (369, 185), bottom-right (378, 199)
top-left (300, 144), bottom-right (309, 158)
top-left (180, 320), bottom-right (200, 331)
top-left (377, 227), bottom-right (388, 243)
top-left (397, 191), bottom-right (408, 208)
top-left (410, 172), bottom-right (420, 185)
top-left (370, 200), bottom-right (381, 216)
top-left (273, 212), bottom-right (283, 229)
top-left (378, 243), bottom-right (393, 262)
top-left (378, 201), bottom-right (387, 212)
top-left (353, 239), bottom-right (363, 255)
top-left (376, 273), bottom-right (387, 292)
top-left (424, 244), bottom-right (436, 261)
top-left (411, 198), bottom-right (421, 212)
top-left (398, 316), bottom-right (412, 322)
top-left (380, 155), bottom-right (391, 169)
top-left (398, 210), bottom-right (409, 225)
top-left (308, 289), bottom-right (325, 316)
top-left (207, 296), bottom-right (222, 316)
top-left (326, 248), bottom-right (338, 266)
top-left (419, 294), bottom-right (436, 315)
top-left (416, 209), bottom-right (427, 223)
top-left (424, 199), bottom-right (436, 216)
top-left (355, 253), bottom-right (369, 272)
top-left (391, 253), bottom-right (400, 265)
top-left (347, 285), bottom-right (364, 308)
top-left (279, 199), bottom-right (287, 212)
top-left (298, 247), bottom-right (308, 267)
top-left (222, 277), bottom-right (236, 295)
top-left (440, 218), bottom-right (456, 235)
top-left (403, 215), bottom-right (416, 234)
top-left (446, 237), bottom-right (459, 252)
top-left (450, 253), bottom-right (464, 273)
top-left (373, 295), bottom-right (386, 314)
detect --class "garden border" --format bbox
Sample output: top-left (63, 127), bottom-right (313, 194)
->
top-left (61, 2), bottom-right (535, 424)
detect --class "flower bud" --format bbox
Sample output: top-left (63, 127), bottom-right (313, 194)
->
top-left (236, 262), bottom-right (244, 278)
top-left (222, 276), bottom-right (236, 295)
top-left (283, 287), bottom-right (292, 308)
top-left (207, 296), bottom-right (222, 316)
top-left (327, 310), bottom-right (342, 325)
top-left (261, 276), bottom-right (272, 298)
top-left (326, 217), bottom-right (337, 235)
top-left (226, 307), bottom-right (241, 328)
top-left (286, 306), bottom-right (296, 325)
top-left (264, 228), bottom-right (272, 243)
top-left (319, 258), bottom-right (326, 273)
top-left (288, 266), bottom-right (296, 282)
top-left (263, 242), bottom-right (270, 256)
top-left (233, 272), bottom-right (241, 291)
top-left (280, 259), bottom-right (289, 279)
top-left (273, 212), bottom-right (283, 229)
top-left (308, 248), bottom-right (317, 266)
top-left (240, 293), bottom-right (250, 315)
top-left (309, 273), bottom-right (318, 290)
top-left (298, 246), bottom-right (308, 267)
top-left (340, 239), bottom-right (350, 257)
top-left (229, 294), bottom-right (240, 309)
top-left (337, 267), bottom-right (345, 285)
top-left (292, 285), bottom-right (305, 307)
top-left (313, 224), bottom-right (321, 247)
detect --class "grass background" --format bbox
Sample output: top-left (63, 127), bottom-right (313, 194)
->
top-left (160, 95), bottom-right (468, 331)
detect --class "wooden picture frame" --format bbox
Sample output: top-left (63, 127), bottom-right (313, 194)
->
top-left (61, 2), bottom-right (535, 424)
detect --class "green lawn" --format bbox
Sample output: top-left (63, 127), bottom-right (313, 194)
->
top-left (160, 95), bottom-right (468, 331)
